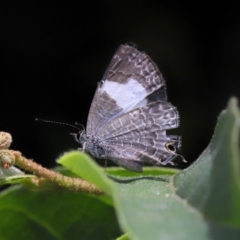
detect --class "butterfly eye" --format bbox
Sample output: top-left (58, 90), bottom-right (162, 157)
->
top-left (99, 80), bottom-right (105, 87)
top-left (165, 142), bottom-right (176, 153)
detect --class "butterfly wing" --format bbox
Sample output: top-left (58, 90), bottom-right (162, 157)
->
top-left (98, 101), bottom-right (180, 171)
top-left (98, 101), bottom-right (179, 139)
top-left (86, 43), bottom-right (167, 135)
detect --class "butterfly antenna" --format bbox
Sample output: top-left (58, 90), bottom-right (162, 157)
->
top-left (75, 122), bottom-right (85, 131)
top-left (35, 118), bottom-right (82, 131)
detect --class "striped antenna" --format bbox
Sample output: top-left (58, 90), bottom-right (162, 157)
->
top-left (35, 118), bottom-right (82, 131)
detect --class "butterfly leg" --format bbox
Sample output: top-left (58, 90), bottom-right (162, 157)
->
top-left (77, 142), bottom-right (86, 152)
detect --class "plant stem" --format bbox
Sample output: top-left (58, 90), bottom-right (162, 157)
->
top-left (11, 150), bottom-right (104, 195)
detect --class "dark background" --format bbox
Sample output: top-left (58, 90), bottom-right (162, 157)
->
top-left (1, 2), bottom-right (239, 169)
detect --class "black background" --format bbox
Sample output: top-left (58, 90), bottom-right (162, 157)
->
top-left (1, 2), bottom-right (240, 169)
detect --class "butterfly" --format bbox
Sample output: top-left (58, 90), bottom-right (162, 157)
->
top-left (72, 43), bottom-right (185, 172)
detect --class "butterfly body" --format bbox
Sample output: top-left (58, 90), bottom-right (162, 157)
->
top-left (79, 134), bottom-right (112, 159)
top-left (73, 43), bottom-right (183, 172)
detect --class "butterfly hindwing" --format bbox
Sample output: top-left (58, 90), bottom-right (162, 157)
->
top-left (97, 101), bottom-right (180, 170)
top-left (98, 101), bottom-right (179, 139)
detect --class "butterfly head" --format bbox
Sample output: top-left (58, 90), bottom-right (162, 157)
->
top-left (70, 130), bottom-right (87, 149)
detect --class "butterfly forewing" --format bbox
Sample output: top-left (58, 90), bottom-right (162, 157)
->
top-left (86, 44), bottom-right (167, 135)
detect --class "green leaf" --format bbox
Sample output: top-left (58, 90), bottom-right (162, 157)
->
top-left (0, 166), bottom-right (32, 186)
top-left (116, 233), bottom-right (131, 240)
top-left (106, 166), bottom-right (179, 177)
top-left (111, 174), bottom-right (208, 240)
top-left (108, 97), bottom-right (240, 239)
top-left (0, 183), bottom-right (121, 240)
top-left (58, 151), bottom-right (185, 239)
top-left (174, 97), bottom-right (240, 226)
top-left (57, 98), bottom-right (240, 239)
top-left (58, 151), bottom-right (112, 195)
top-left (2, 98), bottom-right (240, 239)
top-left (0, 174), bottom-right (35, 186)
top-left (58, 152), bottom-right (207, 239)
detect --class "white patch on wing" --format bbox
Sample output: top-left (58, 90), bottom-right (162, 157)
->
top-left (134, 98), bottom-right (148, 108)
top-left (100, 78), bottom-right (147, 110)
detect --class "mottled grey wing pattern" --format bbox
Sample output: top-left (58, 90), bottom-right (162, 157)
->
top-left (74, 43), bottom-right (183, 172)
top-left (98, 100), bottom-right (178, 139)
top-left (97, 101), bottom-right (180, 170)
top-left (86, 44), bottom-right (167, 135)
